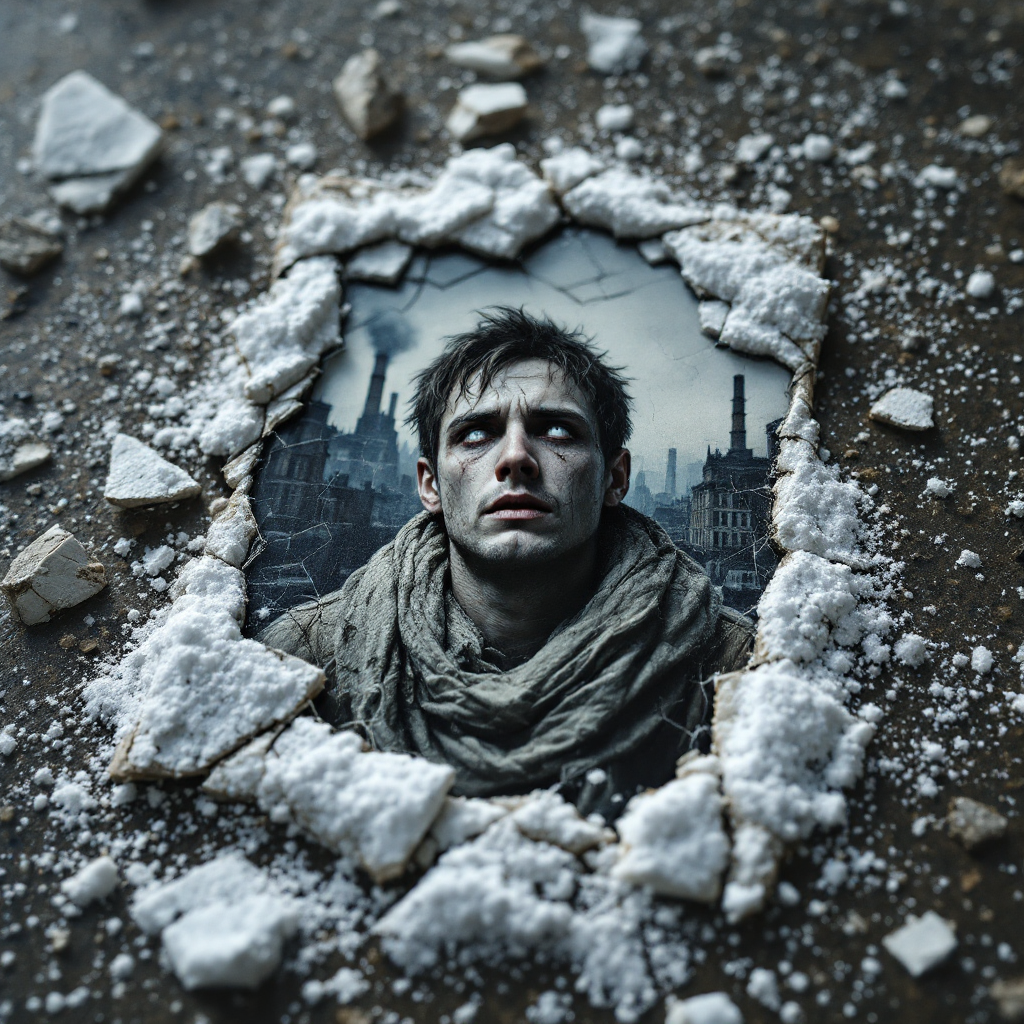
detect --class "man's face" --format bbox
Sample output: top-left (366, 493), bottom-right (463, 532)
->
top-left (417, 358), bottom-right (630, 566)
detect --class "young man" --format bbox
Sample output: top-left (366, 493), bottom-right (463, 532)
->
top-left (260, 307), bottom-right (753, 818)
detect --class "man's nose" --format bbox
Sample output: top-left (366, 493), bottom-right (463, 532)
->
top-left (494, 425), bottom-right (540, 482)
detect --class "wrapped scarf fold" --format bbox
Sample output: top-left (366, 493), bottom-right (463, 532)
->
top-left (261, 506), bottom-right (726, 796)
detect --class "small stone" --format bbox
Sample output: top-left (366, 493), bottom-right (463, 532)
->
top-left (990, 977), bottom-right (1024, 1022)
top-left (966, 270), bottom-right (996, 299)
top-left (118, 291), bottom-right (144, 318)
top-left (637, 238), bottom-right (668, 265)
top-left (333, 49), bottom-right (403, 140)
top-left (947, 796), bottom-right (1007, 851)
top-left (580, 13), bottom-right (647, 74)
top-left (869, 387), bottom-right (934, 431)
top-left (50, 928), bottom-right (71, 954)
top-left (240, 153), bottom-right (277, 189)
top-left (0, 442), bottom-right (51, 482)
top-left (959, 114), bottom-right (992, 138)
top-left (187, 202), bottom-right (243, 258)
top-left (819, 215), bottom-right (840, 233)
top-left (615, 136), bottom-right (643, 160)
top-left (346, 241), bottom-right (413, 285)
top-left (694, 44), bottom-right (730, 77)
top-left (103, 433), bottom-right (202, 509)
top-left (1, 525), bottom-right (107, 626)
top-left (79, 638), bottom-right (99, 654)
top-left (999, 159), bottom-right (1024, 201)
top-left (445, 35), bottom-right (543, 80)
top-left (266, 95), bottom-right (295, 119)
top-left (915, 164), bottom-right (958, 189)
top-left (61, 856), bottom-right (119, 907)
top-left (882, 78), bottom-right (908, 99)
top-left (882, 911), bottom-right (957, 977)
top-left (59, 634), bottom-right (78, 649)
top-left (699, 300), bottom-right (730, 339)
top-left (0, 218), bottom-right (63, 276)
top-left (735, 132), bottom-right (774, 164)
top-left (446, 83), bottom-right (527, 142)
top-left (33, 71), bottom-right (163, 213)
top-left (595, 103), bottom-right (635, 132)
top-left (285, 141), bottom-right (318, 170)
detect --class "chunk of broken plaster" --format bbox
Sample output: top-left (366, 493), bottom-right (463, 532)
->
top-left (445, 35), bottom-right (543, 80)
top-left (665, 992), bottom-right (744, 1024)
top-left (510, 790), bottom-right (611, 854)
top-left (254, 718), bottom-right (455, 882)
top-left (162, 894), bottom-right (299, 990)
top-left (446, 83), bottom-right (527, 142)
top-left (204, 491), bottom-right (257, 568)
top-left (346, 240), bottom-right (413, 285)
top-left (0, 442), bottom-right (51, 482)
top-left (947, 796), bottom-right (1007, 851)
top-left (61, 856), bottom-right (119, 907)
top-left (104, 434), bottom-right (202, 508)
top-left (611, 760), bottom-right (730, 901)
top-left (33, 71), bottom-right (162, 212)
top-left (0, 218), bottom-right (63, 276)
top-left (540, 147), bottom-right (605, 195)
top-left (1, 524), bottom-right (106, 626)
top-left (580, 12), bottom-right (647, 74)
top-left (990, 978), bottom-right (1024, 1022)
top-left (188, 201), bottom-right (243, 258)
top-left (882, 911), bottom-right (957, 977)
top-left (868, 387), bottom-right (934, 431)
top-left (699, 299), bottom-right (730, 339)
top-left (333, 49), bottom-right (402, 140)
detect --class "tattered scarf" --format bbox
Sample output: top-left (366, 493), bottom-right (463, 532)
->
top-left (261, 506), bottom-right (725, 797)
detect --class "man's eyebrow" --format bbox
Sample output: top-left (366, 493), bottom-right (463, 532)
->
top-left (444, 405), bottom-right (592, 438)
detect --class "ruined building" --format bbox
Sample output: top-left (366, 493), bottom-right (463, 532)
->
top-left (688, 375), bottom-right (778, 613)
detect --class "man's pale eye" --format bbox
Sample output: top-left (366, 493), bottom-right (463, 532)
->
top-left (463, 428), bottom-right (489, 443)
top-left (545, 425), bottom-right (572, 439)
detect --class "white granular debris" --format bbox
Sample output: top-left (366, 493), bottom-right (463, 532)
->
top-left (141, 545), bottom-right (175, 577)
top-left (882, 911), bottom-right (957, 977)
top-left (240, 153), bottom-right (277, 189)
top-left (615, 136), bottom-right (644, 161)
top-left (965, 270), bottom-right (995, 299)
top-left (971, 646), bottom-right (993, 675)
top-left (188, 201), bottom-right (243, 257)
top-left (595, 104), bottom-right (635, 132)
top-left (914, 164), bottom-right (958, 189)
top-left (540, 147), bottom-right (606, 194)
top-left (286, 141), bottom-right (318, 170)
top-left (956, 549), bottom-right (982, 568)
top-left (868, 387), bottom-right (934, 431)
top-left (61, 856), bottom-right (119, 907)
top-left (802, 133), bottom-right (834, 162)
top-left (510, 789), bottom-right (610, 854)
top-left (345, 239), bottom-right (413, 285)
top-left (444, 35), bottom-right (542, 80)
top-left (611, 761), bottom-right (729, 901)
top-left (746, 967), bottom-right (781, 1010)
top-left (303, 966), bottom-right (370, 1005)
top-left (0, 732), bottom-right (17, 756)
top-left (894, 633), bottom-right (929, 667)
top-left (883, 77), bottom-right (908, 98)
top-left (428, 796), bottom-right (509, 852)
top-left (1006, 499), bottom-right (1024, 518)
top-left (665, 992), bottom-right (744, 1024)
top-left (580, 13), bottom-right (647, 74)
top-left (735, 132), bottom-right (774, 164)
top-left (108, 953), bottom-right (135, 980)
top-left (924, 477), bottom-right (953, 498)
top-left (104, 434), bottom-right (201, 508)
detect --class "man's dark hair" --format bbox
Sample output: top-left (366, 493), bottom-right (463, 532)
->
top-left (409, 306), bottom-right (633, 470)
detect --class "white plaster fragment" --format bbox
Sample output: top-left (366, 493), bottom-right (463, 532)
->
top-left (333, 49), bottom-right (403, 140)
top-left (240, 153), bottom-right (277, 190)
top-left (966, 270), bottom-right (995, 299)
top-left (346, 239), bottom-right (413, 284)
top-left (204, 491), bottom-right (257, 568)
top-left (446, 83), bottom-right (528, 142)
top-left (540, 147), bottom-right (606, 195)
top-left (0, 441), bottom-right (51, 482)
top-left (104, 434), bottom-right (202, 508)
top-left (188, 202), bottom-right (243, 257)
top-left (445, 35), bottom-right (543, 80)
top-left (1, 524), bottom-right (106, 626)
top-left (735, 133), bottom-right (774, 164)
top-left (595, 104), bottom-right (635, 132)
top-left (665, 992), bottom-right (744, 1024)
top-left (510, 790), bottom-right (611, 854)
top-left (698, 299), bottom-right (730, 339)
top-left (580, 13), bottom-right (647, 73)
top-left (882, 911), bottom-right (957, 977)
top-left (869, 387), bottom-right (934, 431)
top-left (61, 856), bottom-right (118, 907)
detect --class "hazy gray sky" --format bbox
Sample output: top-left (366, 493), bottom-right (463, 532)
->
top-left (316, 230), bottom-right (792, 486)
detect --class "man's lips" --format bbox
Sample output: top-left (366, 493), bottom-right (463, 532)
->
top-left (483, 493), bottom-right (553, 520)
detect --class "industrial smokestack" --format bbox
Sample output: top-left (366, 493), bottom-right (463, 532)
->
top-left (730, 374), bottom-right (747, 452)
top-left (387, 392), bottom-right (398, 421)
top-left (363, 352), bottom-right (389, 420)
top-left (664, 447), bottom-right (677, 498)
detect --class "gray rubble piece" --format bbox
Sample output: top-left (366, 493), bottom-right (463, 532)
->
top-left (188, 202), bottom-right (244, 258)
top-left (345, 240), bottom-right (413, 285)
top-left (332, 49), bottom-right (403, 140)
top-left (868, 386), bottom-right (935, 431)
top-left (103, 433), bottom-right (202, 509)
top-left (33, 71), bottom-right (163, 214)
top-left (0, 217), bottom-right (63, 276)
top-left (1, 524), bottom-right (107, 626)
top-left (444, 35), bottom-right (544, 80)
top-left (240, 153), bottom-right (277, 190)
top-left (0, 442), bottom-right (51, 482)
top-left (580, 12), bottom-right (648, 74)
top-left (446, 83), bottom-right (528, 142)
top-left (665, 992), bottom-right (744, 1024)
top-left (882, 911), bottom-right (958, 977)
top-left (947, 796), bottom-right (1008, 851)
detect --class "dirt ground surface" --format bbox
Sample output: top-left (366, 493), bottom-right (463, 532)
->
top-left (2, 1), bottom-right (1024, 1022)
